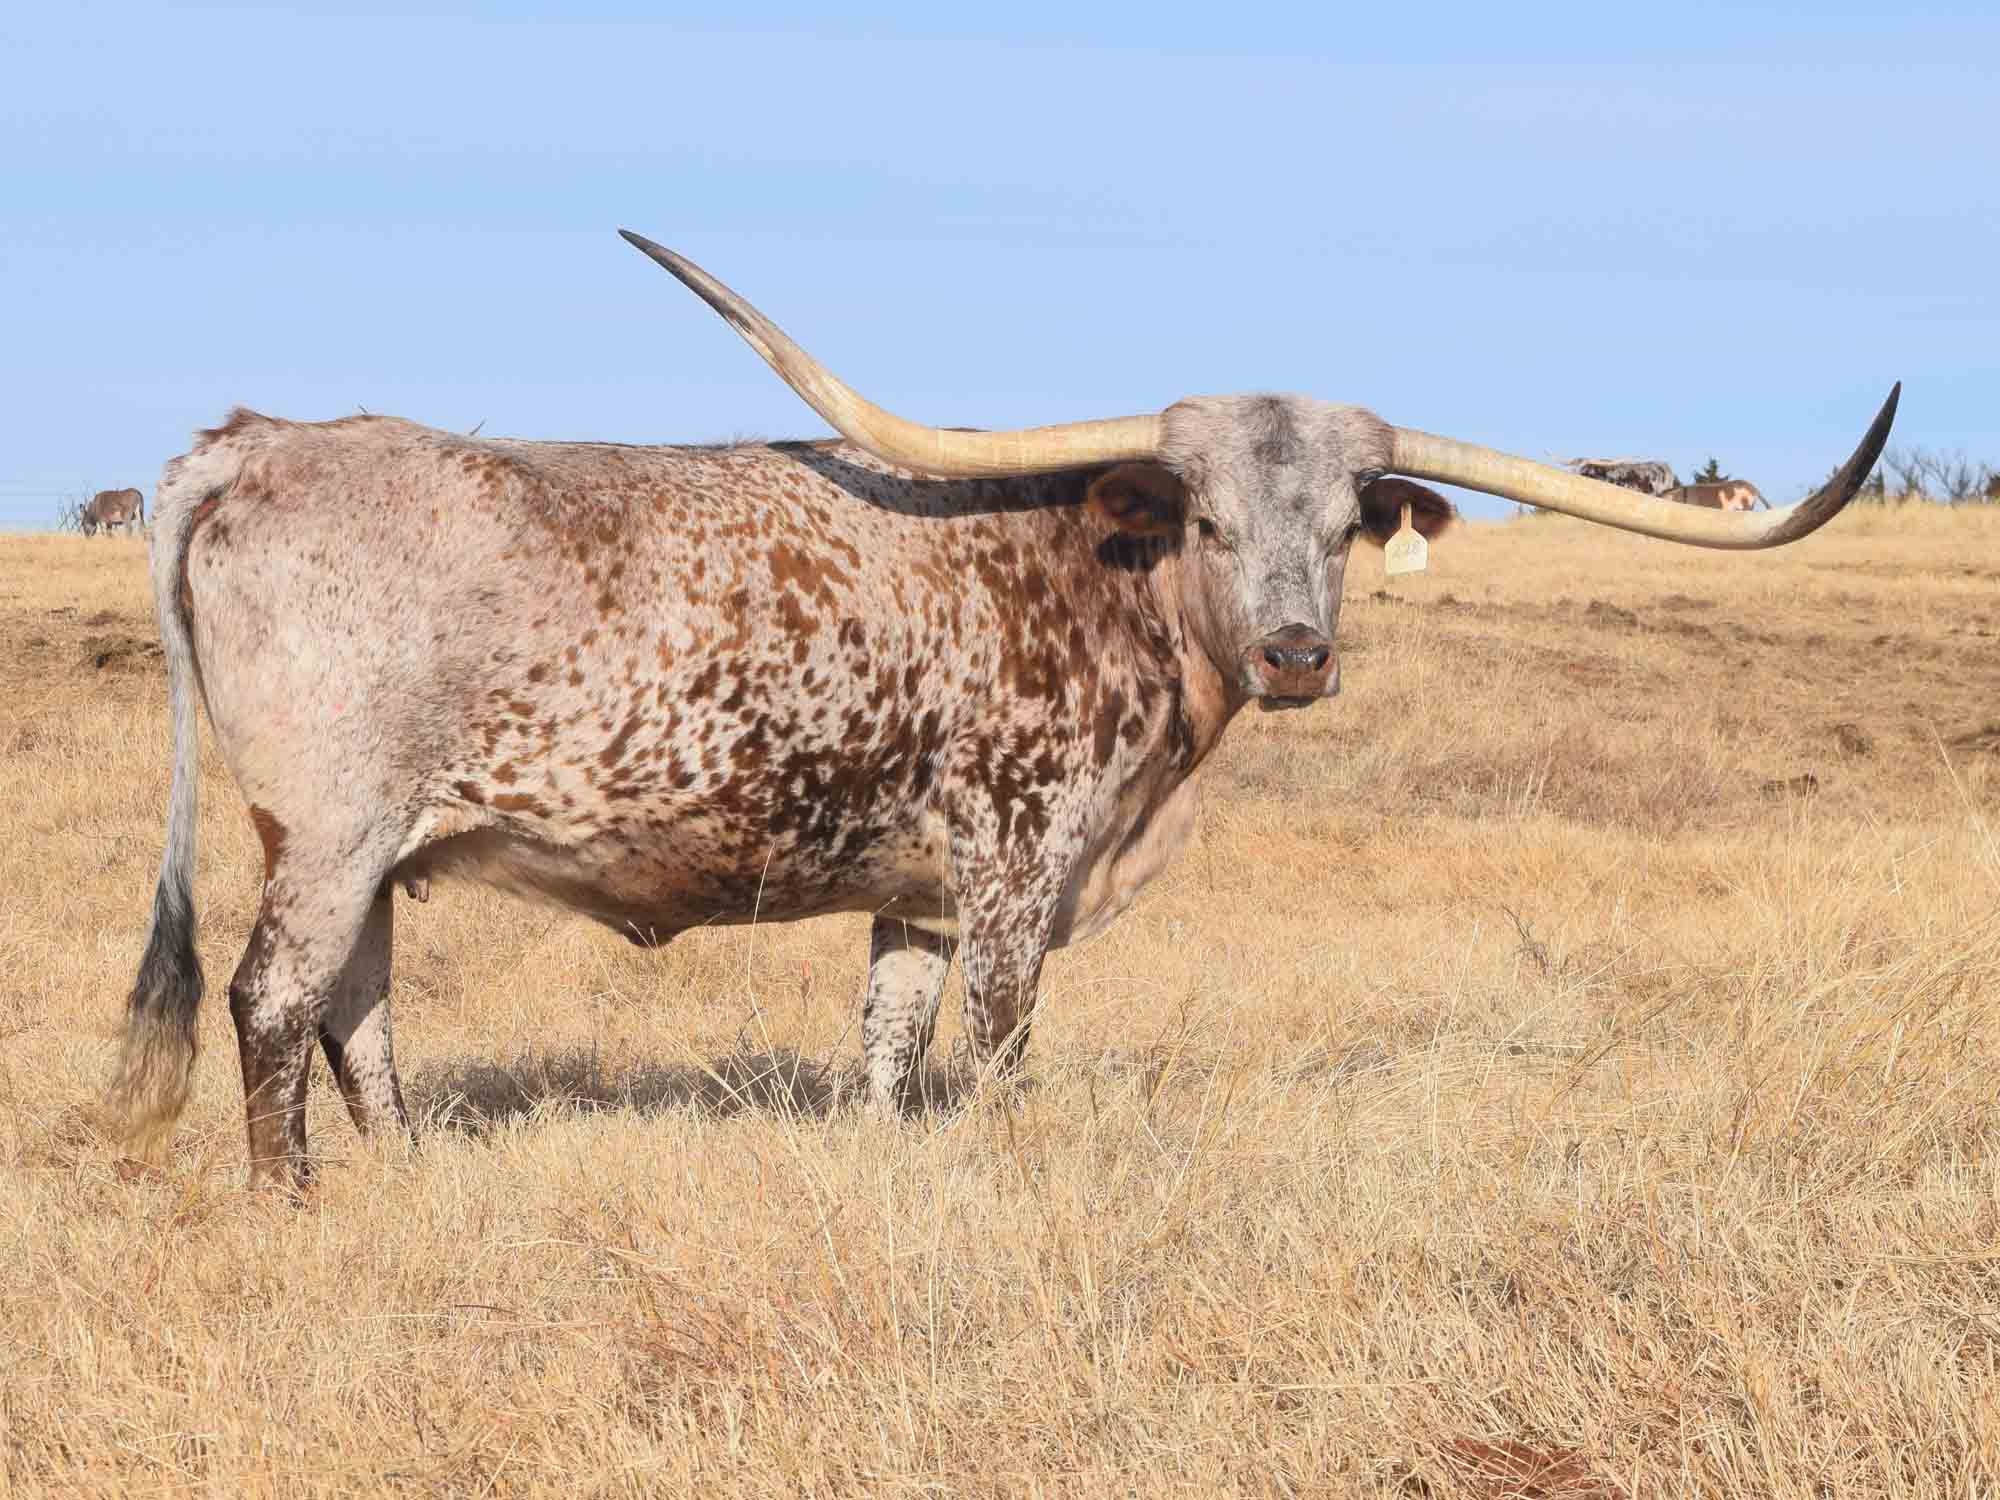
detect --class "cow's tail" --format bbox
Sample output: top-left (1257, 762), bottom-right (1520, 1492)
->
top-left (102, 428), bottom-right (243, 1159)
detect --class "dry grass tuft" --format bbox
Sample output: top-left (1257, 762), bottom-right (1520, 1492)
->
top-left (4, 512), bottom-right (2000, 1494)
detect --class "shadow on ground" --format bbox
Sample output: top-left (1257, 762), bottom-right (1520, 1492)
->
top-left (407, 1046), bottom-right (980, 1136)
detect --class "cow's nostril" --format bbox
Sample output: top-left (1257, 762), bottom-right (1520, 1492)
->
top-left (1264, 646), bottom-right (1286, 670)
top-left (1305, 647), bottom-right (1329, 672)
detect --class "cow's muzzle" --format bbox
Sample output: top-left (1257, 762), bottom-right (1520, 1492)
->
top-left (1244, 623), bottom-right (1338, 706)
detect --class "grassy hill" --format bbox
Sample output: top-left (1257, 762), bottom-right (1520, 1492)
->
top-left (3, 506), bottom-right (1998, 1496)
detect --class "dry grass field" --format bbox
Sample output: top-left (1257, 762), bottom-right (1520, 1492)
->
top-left (4, 504), bottom-right (2000, 1497)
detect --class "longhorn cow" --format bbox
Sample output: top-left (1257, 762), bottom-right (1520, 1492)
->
top-left (104, 231), bottom-right (1899, 1189)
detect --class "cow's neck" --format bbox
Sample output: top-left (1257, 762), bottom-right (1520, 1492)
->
top-left (1147, 548), bottom-right (1245, 776)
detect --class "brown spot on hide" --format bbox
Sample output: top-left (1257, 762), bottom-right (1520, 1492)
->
top-left (775, 590), bottom-right (817, 640)
top-left (768, 540), bottom-right (843, 601)
top-left (248, 806), bottom-right (287, 884)
top-left (456, 781), bottom-right (486, 805)
top-left (1092, 688), bottom-right (1125, 767)
top-left (601, 712), bottom-right (644, 768)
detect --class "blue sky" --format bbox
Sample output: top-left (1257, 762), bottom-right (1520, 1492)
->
top-left (4, 3), bottom-right (1995, 528)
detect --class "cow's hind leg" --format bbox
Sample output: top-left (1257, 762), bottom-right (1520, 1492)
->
top-left (228, 866), bottom-right (386, 1192)
top-left (319, 889), bottom-right (409, 1140)
top-left (862, 917), bottom-right (954, 1115)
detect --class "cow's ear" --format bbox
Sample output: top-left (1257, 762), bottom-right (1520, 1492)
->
top-left (1358, 476), bottom-right (1456, 546)
top-left (1086, 464), bottom-right (1185, 539)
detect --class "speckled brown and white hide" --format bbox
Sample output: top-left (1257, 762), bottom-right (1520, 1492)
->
top-left (105, 396), bottom-right (1452, 1189)
top-left (1565, 458), bottom-right (1678, 498)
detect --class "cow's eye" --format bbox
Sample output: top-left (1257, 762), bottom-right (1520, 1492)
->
top-left (1195, 517), bottom-right (1223, 545)
top-left (1356, 469), bottom-right (1385, 489)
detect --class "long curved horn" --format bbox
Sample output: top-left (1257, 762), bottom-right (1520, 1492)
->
top-left (1389, 385), bottom-right (1899, 550)
top-left (621, 230), bottom-right (1163, 477)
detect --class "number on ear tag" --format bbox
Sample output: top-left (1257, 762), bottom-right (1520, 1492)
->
top-left (1383, 501), bottom-right (1427, 577)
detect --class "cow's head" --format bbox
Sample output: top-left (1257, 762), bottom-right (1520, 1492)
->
top-left (1084, 398), bottom-right (1453, 705)
top-left (620, 228), bottom-right (1901, 650)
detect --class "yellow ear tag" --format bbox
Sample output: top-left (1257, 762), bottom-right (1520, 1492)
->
top-left (1382, 500), bottom-right (1427, 577)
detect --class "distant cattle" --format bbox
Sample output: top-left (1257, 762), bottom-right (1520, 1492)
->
top-left (82, 488), bottom-right (145, 536)
top-left (1670, 480), bottom-right (1766, 511)
top-left (101, 230), bottom-right (1901, 1191)
top-left (1565, 462), bottom-right (1768, 512)
top-left (1564, 458), bottom-right (1679, 497)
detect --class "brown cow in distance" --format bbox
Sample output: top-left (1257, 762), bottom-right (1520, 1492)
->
top-left (82, 488), bottom-right (145, 535)
top-left (101, 230), bottom-right (1900, 1191)
top-left (1671, 480), bottom-right (1766, 511)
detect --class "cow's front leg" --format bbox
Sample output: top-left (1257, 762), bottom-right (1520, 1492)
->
top-left (949, 828), bottom-right (1068, 1095)
top-left (862, 917), bottom-right (954, 1116)
top-left (958, 919), bottom-right (1049, 1086)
